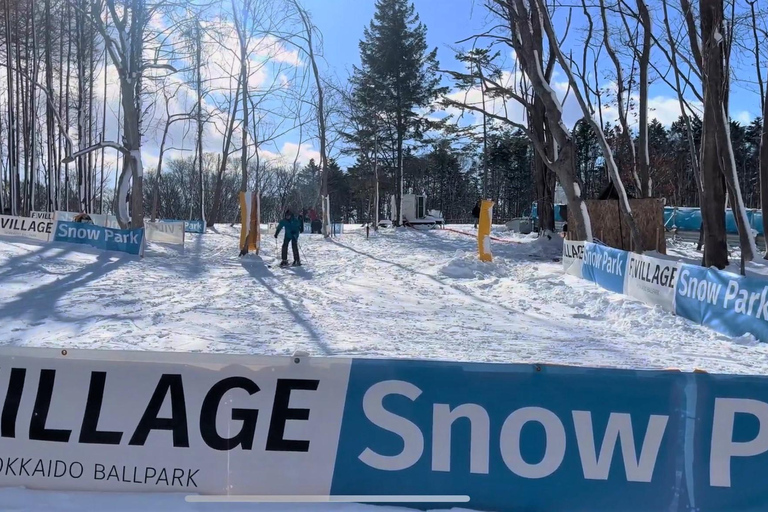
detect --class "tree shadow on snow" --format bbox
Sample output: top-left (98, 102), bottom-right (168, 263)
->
top-left (239, 257), bottom-right (331, 355)
top-left (0, 252), bottom-right (137, 331)
top-left (0, 237), bottom-right (76, 283)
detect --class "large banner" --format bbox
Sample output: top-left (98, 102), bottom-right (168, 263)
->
top-left (624, 253), bottom-right (680, 312)
top-left (0, 214), bottom-right (54, 242)
top-left (562, 240), bottom-right (585, 279)
top-left (0, 348), bottom-right (349, 495)
top-left (145, 221), bottom-right (185, 246)
top-left (2, 348), bottom-right (768, 511)
top-left (53, 221), bottom-right (145, 256)
top-left (675, 264), bottom-right (768, 340)
top-left (581, 242), bottom-right (628, 294)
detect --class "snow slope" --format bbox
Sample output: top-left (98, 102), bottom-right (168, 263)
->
top-left (1, 224), bottom-right (767, 373)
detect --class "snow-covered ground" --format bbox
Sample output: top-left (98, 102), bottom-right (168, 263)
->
top-left (2, 223), bottom-right (767, 373)
top-left (4, 223), bottom-right (768, 510)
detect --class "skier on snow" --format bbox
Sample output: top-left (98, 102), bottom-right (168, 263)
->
top-left (275, 209), bottom-right (302, 267)
top-left (472, 200), bottom-right (481, 229)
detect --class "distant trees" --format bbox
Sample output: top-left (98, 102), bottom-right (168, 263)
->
top-left (349, 0), bottom-right (445, 226)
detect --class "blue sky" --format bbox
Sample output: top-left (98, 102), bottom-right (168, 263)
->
top-left (124, 0), bottom-right (765, 179)
top-left (302, 0), bottom-right (483, 82)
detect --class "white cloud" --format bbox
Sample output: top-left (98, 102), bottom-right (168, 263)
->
top-left (260, 142), bottom-right (320, 168)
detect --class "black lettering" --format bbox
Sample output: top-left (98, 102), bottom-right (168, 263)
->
top-left (5, 457), bottom-right (17, 476)
top-left (107, 465), bottom-right (119, 481)
top-left (70, 462), bottom-right (83, 478)
top-left (121, 465), bottom-right (129, 482)
top-left (200, 377), bottom-right (259, 451)
top-left (144, 467), bottom-right (156, 484)
top-left (32, 459), bottom-right (45, 477)
top-left (19, 458), bottom-right (30, 476)
top-left (172, 468), bottom-right (184, 486)
top-left (157, 468), bottom-right (169, 485)
top-left (186, 469), bottom-right (199, 488)
top-left (29, 369), bottom-right (72, 442)
top-left (129, 374), bottom-right (189, 447)
top-left (132, 466), bottom-right (141, 484)
top-left (2, 368), bottom-right (26, 438)
top-left (94, 463), bottom-right (105, 480)
top-left (265, 379), bottom-right (318, 452)
top-left (54, 460), bottom-right (67, 477)
top-left (80, 372), bottom-right (123, 445)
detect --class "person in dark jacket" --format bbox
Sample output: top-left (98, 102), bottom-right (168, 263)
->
top-left (472, 200), bottom-right (481, 228)
top-left (275, 209), bottom-right (302, 266)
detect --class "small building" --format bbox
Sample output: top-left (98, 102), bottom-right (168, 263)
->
top-left (390, 194), bottom-right (444, 228)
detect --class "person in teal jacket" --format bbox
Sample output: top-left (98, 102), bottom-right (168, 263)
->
top-left (275, 209), bottom-right (302, 266)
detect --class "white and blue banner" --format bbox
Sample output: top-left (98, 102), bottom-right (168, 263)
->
top-left (581, 242), bottom-right (628, 294)
top-left (675, 264), bottom-right (768, 341)
top-left (184, 220), bottom-right (205, 234)
top-left (53, 221), bottom-right (145, 256)
top-left (1, 347), bottom-right (768, 511)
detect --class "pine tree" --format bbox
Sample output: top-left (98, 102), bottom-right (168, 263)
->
top-left (351, 0), bottom-right (445, 225)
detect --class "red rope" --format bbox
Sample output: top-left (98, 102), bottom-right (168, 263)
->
top-left (441, 226), bottom-right (520, 244)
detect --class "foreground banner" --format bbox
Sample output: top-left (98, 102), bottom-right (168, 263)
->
top-left (145, 221), bottom-right (185, 246)
top-left (0, 214), bottom-right (54, 242)
top-left (53, 221), bottom-right (145, 256)
top-left (2, 347), bottom-right (768, 511)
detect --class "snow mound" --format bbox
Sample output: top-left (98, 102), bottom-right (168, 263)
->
top-left (439, 251), bottom-right (509, 279)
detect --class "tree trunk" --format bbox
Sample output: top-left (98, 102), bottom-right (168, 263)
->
top-left (699, 0), bottom-right (729, 268)
top-left (5, 0), bottom-right (17, 216)
top-left (44, 0), bottom-right (56, 212)
top-left (637, 0), bottom-right (652, 197)
top-left (531, 0), bottom-right (644, 251)
top-left (599, 0), bottom-right (640, 194)
top-left (761, 82), bottom-right (768, 258)
top-left (531, 96), bottom-right (555, 234)
top-left (208, 78), bottom-right (241, 226)
top-left (195, 21), bottom-right (205, 225)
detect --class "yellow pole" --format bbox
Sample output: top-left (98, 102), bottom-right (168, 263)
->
top-left (477, 199), bottom-right (494, 262)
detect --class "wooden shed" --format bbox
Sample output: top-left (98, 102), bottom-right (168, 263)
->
top-left (568, 183), bottom-right (666, 254)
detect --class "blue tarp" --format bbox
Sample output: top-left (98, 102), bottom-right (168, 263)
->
top-left (663, 207), bottom-right (764, 235)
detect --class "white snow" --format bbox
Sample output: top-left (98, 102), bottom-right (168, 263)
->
top-left (2, 224), bottom-right (767, 372)
top-left (4, 224), bottom-right (768, 509)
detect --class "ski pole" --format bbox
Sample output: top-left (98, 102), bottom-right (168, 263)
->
top-left (298, 238), bottom-right (308, 263)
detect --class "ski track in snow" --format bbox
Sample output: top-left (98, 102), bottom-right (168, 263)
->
top-left (1, 224), bottom-right (768, 374)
